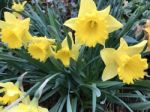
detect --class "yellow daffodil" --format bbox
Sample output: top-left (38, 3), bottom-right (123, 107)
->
top-left (55, 34), bottom-right (80, 66)
top-left (0, 12), bottom-right (30, 49)
top-left (0, 82), bottom-right (21, 104)
top-left (100, 38), bottom-right (148, 84)
top-left (12, 0), bottom-right (27, 12)
top-left (64, 0), bottom-right (123, 47)
top-left (4, 97), bottom-right (48, 112)
top-left (4, 103), bottom-right (48, 112)
top-left (28, 37), bottom-right (55, 62)
top-left (117, 54), bottom-right (148, 84)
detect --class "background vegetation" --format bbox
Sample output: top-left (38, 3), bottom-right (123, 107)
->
top-left (0, 0), bottom-right (150, 112)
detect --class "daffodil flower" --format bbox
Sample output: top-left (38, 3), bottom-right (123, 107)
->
top-left (0, 82), bottom-right (21, 105)
top-left (55, 33), bottom-right (80, 66)
top-left (64, 0), bottom-right (123, 47)
top-left (100, 38), bottom-right (148, 84)
top-left (0, 12), bottom-right (30, 49)
top-left (4, 98), bottom-right (48, 112)
top-left (4, 103), bottom-right (48, 112)
top-left (12, 0), bottom-right (27, 12)
top-left (28, 37), bottom-right (55, 62)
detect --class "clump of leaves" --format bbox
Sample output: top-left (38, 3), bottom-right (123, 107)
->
top-left (0, 0), bottom-right (150, 112)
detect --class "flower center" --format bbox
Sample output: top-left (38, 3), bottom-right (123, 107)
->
top-left (88, 20), bottom-right (97, 28)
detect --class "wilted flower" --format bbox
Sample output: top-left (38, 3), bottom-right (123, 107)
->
top-left (100, 38), bottom-right (148, 84)
top-left (64, 0), bottom-right (123, 47)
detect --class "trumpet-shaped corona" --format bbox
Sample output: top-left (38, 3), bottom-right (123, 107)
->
top-left (100, 38), bottom-right (148, 84)
top-left (0, 12), bottom-right (30, 49)
top-left (117, 54), bottom-right (148, 84)
top-left (55, 34), bottom-right (80, 66)
top-left (64, 0), bottom-right (123, 47)
top-left (28, 37), bottom-right (55, 62)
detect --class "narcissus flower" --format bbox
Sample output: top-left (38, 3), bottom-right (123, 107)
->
top-left (0, 12), bottom-right (30, 49)
top-left (64, 0), bottom-right (123, 47)
top-left (4, 98), bottom-right (48, 112)
top-left (0, 82), bottom-right (21, 104)
top-left (100, 38), bottom-right (148, 84)
top-left (4, 103), bottom-right (48, 112)
top-left (28, 37), bottom-right (55, 62)
top-left (55, 34), bottom-right (80, 66)
top-left (12, 0), bottom-right (27, 12)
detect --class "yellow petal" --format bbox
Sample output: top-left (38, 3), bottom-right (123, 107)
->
top-left (102, 65), bottom-right (118, 81)
top-left (64, 18), bottom-right (77, 30)
top-left (127, 40), bottom-right (147, 55)
top-left (22, 1), bottom-right (27, 6)
top-left (21, 18), bottom-right (30, 30)
top-left (78, 0), bottom-right (97, 17)
top-left (118, 38), bottom-right (128, 50)
top-left (62, 33), bottom-right (74, 48)
top-left (1, 28), bottom-right (23, 49)
top-left (61, 56), bottom-right (70, 66)
top-left (106, 15), bottom-right (123, 33)
top-left (118, 38), bottom-right (147, 56)
top-left (117, 54), bottom-right (148, 84)
top-left (0, 21), bottom-right (10, 29)
top-left (98, 6), bottom-right (110, 18)
top-left (28, 38), bottom-right (51, 62)
top-left (4, 12), bottom-right (17, 23)
top-left (71, 44), bottom-right (80, 61)
top-left (55, 47), bottom-right (71, 66)
top-left (62, 37), bottom-right (69, 48)
top-left (100, 48), bottom-right (118, 81)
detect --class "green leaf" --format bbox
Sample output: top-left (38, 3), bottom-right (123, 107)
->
top-left (103, 91), bottom-right (133, 112)
top-left (96, 81), bottom-right (124, 88)
top-left (49, 96), bottom-right (66, 112)
top-left (92, 84), bottom-right (97, 112)
top-left (67, 94), bottom-right (73, 112)
top-left (134, 80), bottom-right (150, 88)
top-left (129, 102), bottom-right (150, 110)
top-left (58, 96), bottom-right (67, 112)
top-left (72, 97), bottom-right (78, 112)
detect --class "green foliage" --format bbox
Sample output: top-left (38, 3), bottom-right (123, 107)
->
top-left (0, 0), bottom-right (150, 112)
